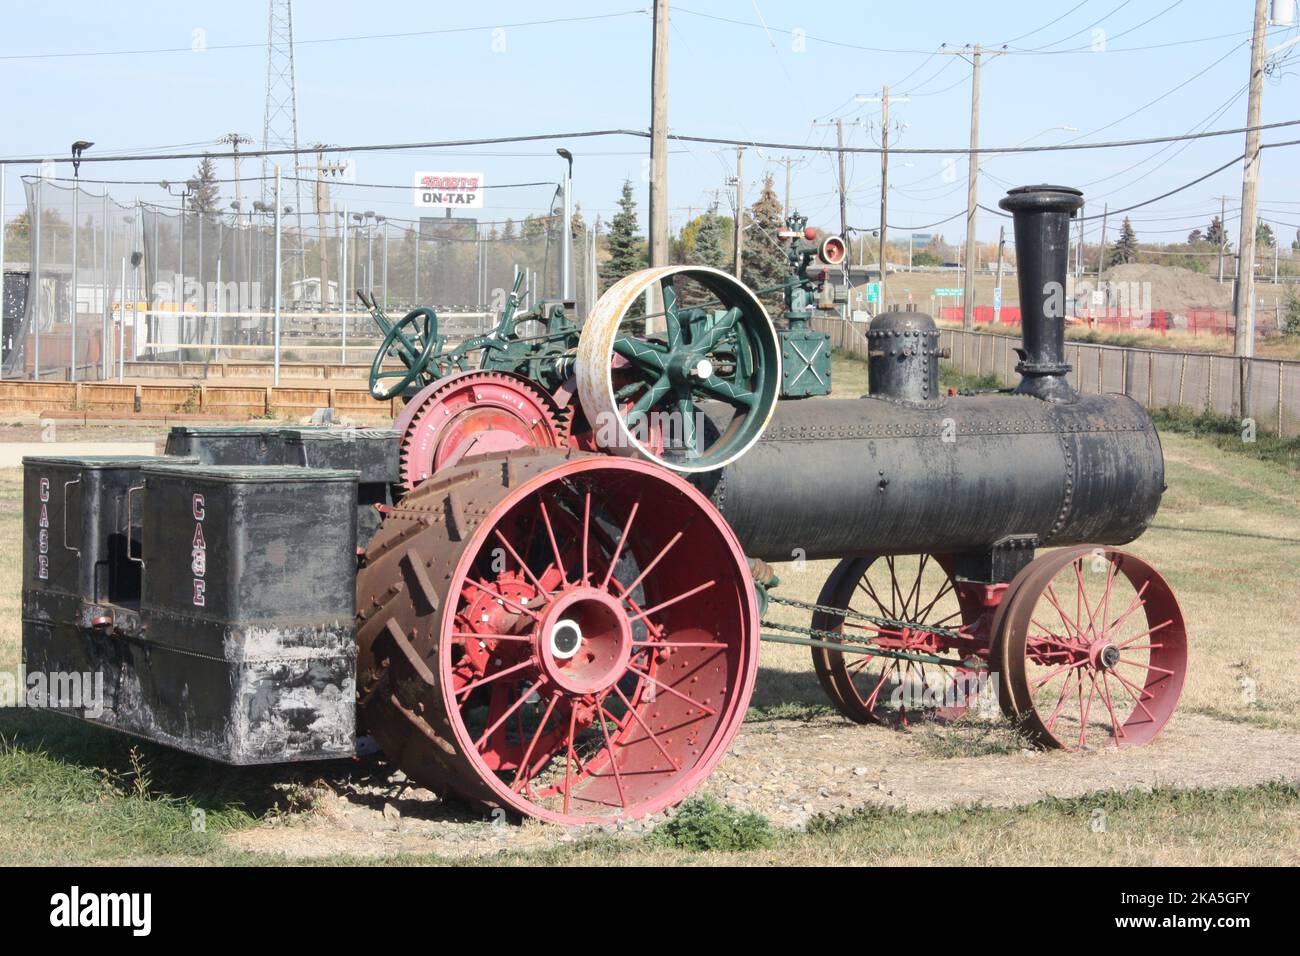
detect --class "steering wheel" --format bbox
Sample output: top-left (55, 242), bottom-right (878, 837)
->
top-left (369, 306), bottom-right (442, 401)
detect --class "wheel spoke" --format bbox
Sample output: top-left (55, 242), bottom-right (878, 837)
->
top-left (1073, 561), bottom-right (1101, 637)
top-left (456, 658), bottom-right (535, 700)
top-left (596, 705), bottom-right (628, 808)
top-left (676, 393), bottom-right (698, 454)
top-left (511, 693), bottom-right (561, 793)
top-left (612, 684), bottom-right (679, 769)
top-left (856, 578), bottom-right (894, 620)
top-left (562, 707), bottom-right (577, 816)
top-left (538, 500), bottom-right (569, 588)
top-left (450, 631), bottom-right (533, 643)
top-left (617, 530), bottom-right (684, 599)
top-left (1044, 668), bottom-right (1080, 732)
top-left (1044, 584), bottom-right (1086, 642)
top-left (581, 491), bottom-right (592, 585)
top-left (626, 665), bottom-right (717, 716)
top-left (600, 499), bottom-right (641, 591)
top-left (1098, 673), bottom-right (1125, 746)
top-left (627, 578), bottom-right (717, 624)
top-left (1105, 580), bottom-right (1151, 633)
top-left (629, 374), bottom-right (672, 417)
top-left (492, 528), bottom-right (549, 598)
top-left (1109, 670), bottom-right (1159, 724)
top-left (1078, 672), bottom-right (1100, 748)
top-left (691, 374), bottom-right (755, 409)
top-left (1115, 618), bottom-right (1174, 648)
top-left (475, 677), bottom-right (545, 751)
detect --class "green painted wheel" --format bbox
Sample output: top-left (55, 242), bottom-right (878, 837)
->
top-left (576, 266), bottom-right (781, 473)
top-left (369, 307), bottom-right (441, 401)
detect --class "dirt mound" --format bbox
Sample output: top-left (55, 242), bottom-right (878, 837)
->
top-left (1099, 262), bottom-right (1232, 313)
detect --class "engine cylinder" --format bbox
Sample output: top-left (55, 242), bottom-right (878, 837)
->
top-left (697, 391), bottom-right (1163, 562)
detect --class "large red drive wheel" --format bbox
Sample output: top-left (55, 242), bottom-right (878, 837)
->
top-left (810, 554), bottom-right (986, 725)
top-left (997, 546), bottom-right (1187, 750)
top-left (355, 448), bottom-right (759, 824)
top-left (394, 370), bottom-right (569, 491)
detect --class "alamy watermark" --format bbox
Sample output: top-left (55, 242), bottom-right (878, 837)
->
top-left (0, 666), bottom-right (105, 718)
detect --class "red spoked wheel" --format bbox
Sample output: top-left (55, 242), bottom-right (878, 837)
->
top-left (810, 554), bottom-right (988, 725)
top-left (997, 546), bottom-right (1187, 750)
top-left (355, 448), bottom-right (758, 824)
top-left (394, 370), bottom-right (569, 491)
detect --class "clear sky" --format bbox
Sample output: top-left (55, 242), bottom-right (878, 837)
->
top-left (2, 0), bottom-right (1298, 248)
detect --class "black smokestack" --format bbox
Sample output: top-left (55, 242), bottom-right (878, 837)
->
top-left (998, 185), bottom-right (1084, 403)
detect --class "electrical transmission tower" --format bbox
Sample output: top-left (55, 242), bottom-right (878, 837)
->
top-left (261, 0), bottom-right (306, 277)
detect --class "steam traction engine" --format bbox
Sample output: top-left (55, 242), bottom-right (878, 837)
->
top-left (21, 186), bottom-right (1187, 825)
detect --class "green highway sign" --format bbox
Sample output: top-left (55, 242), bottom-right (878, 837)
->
top-left (865, 282), bottom-right (881, 303)
top-left (934, 287), bottom-right (963, 297)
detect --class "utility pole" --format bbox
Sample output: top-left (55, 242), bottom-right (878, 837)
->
top-left (836, 119), bottom-right (848, 248)
top-left (1075, 200), bottom-right (1086, 286)
top-left (812, 116), bottom-right (861, 293)
top-left (994, 224), bottom-right (1005, 324)
top-left (220, 133), bottom-right (253, 217)
top-left (1234, 0), bottom-right (1269, 418)
top-left (774, 155), bottom-right (804, 213)
top-left (1097, 203), bottom-right (1109, 275)
top-left (1213, 194), bottom-right (1232, 284)
top-left (648, 0), bottom-right (669, 269)
top-left (730, 147), bottom-right (744, 279)
top-left (313, 145), bottom-right (346, 317)
top-left (944, 44), bottom-right (1005, 329)
top-left (647, 0), bottom-right (669, 331)
top-left (858, 87), bottom-right (909, 313)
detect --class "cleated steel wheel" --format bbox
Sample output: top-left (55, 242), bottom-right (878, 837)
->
top-left (355, 448), bottom-right (758, 824)
top-left (393, 370), bottom-right (569, 491)
top-left (810, 554), bottom-right (987, 726)
top-left (996, 546), bottom-right (1188, 750)
top-left (576, 266), bottom-right (781, 473)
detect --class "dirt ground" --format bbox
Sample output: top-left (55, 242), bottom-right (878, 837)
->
top-left (220, 709), bottom-right (1300, 861)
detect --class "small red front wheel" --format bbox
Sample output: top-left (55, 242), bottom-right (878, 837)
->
top-left (997, 546), bottom-right (1188, 750)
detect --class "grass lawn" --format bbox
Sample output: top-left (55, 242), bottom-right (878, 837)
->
top-left (0, 351), bottom-right (1296, 865)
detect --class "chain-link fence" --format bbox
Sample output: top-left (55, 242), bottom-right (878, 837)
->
top-left (3, 177), bottom-right (591, 381)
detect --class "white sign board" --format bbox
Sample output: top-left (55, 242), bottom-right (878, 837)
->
top-left (414, 171), bottom-right (484, 209)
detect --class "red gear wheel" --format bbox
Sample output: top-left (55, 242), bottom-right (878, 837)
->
top-left (396, 370), bottom-right (570, 491)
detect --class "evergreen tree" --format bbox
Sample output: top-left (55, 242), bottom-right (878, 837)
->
top-left (190, 155), bottom-right (221, 214)
top-left (1256, 221), bottom-right (1275, 247)
top-left (520, 215), bottom-right (544, 241)
top-left (741, 174), bottom-right (786, 303)
top-left (1107, 217), bottom-right (1139, 266)
top-left (1293, 227), bottom-right (1300, 253)
top-left (571, 203), bottom-right (586, 240)
top-left (501, 218), bottom-right (517, 241)
top-left (691, 203), bottom-right (727, 270)
top-left (1205, 215), bottom-right (1230, 252)
top-left (602, 179), bottom-right (644, 289)
top-left (1187, 228), bottom-right (1203, 244)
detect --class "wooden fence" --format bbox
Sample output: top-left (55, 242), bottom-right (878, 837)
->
top-left (811, 316), bottom-right (1300, 437)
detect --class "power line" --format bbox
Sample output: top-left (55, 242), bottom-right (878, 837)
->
top-left (672, 6), bottom-right (1267, 56)
top-left (996, 0), bottom-right (1093, 47)
top-left (6, 120), bottom-right (1300, 170)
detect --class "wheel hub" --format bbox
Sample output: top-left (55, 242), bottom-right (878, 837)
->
top-left (538, 588), bottom-right (633, 696)
top-left (1091, 640), bottom-right (1121, 671)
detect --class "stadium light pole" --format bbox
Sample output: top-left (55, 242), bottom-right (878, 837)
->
top-left (70, 141), bottom-right (93, 381)
top-left (557, 148), bottom-right (574, 302)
